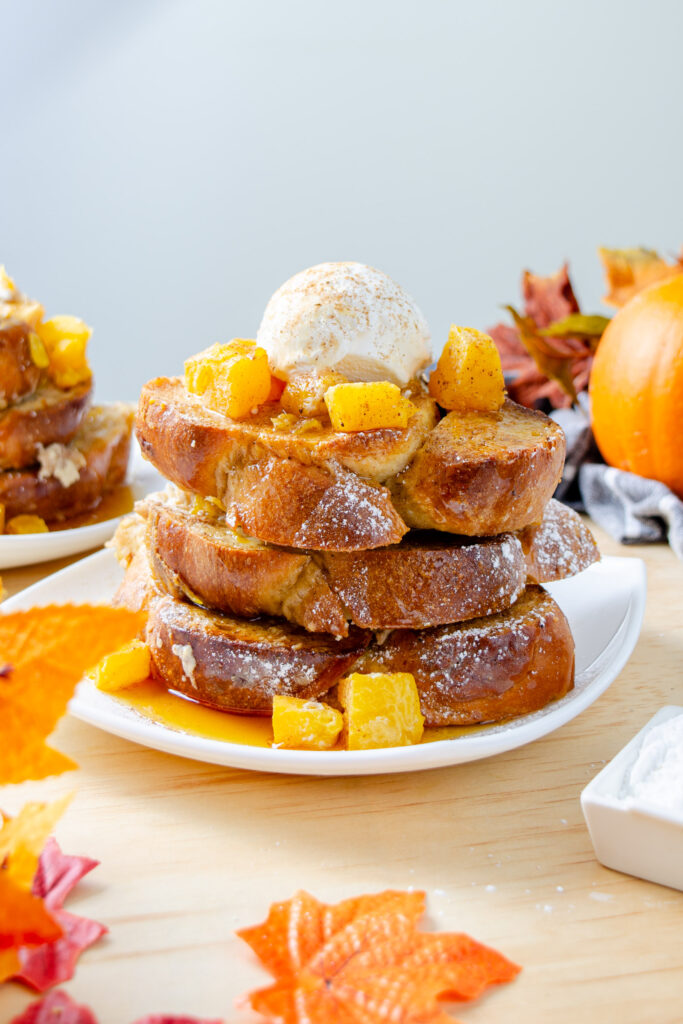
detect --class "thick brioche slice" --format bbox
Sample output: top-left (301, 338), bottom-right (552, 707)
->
top-left (136, 379), bottom-right (565, 547)
top-left (138, 376), bottom-right (437, 483)
top-left (147, 595), bottom-right (369, 715)
top-left (520, 499), bottom-right (599, 582)
top-left (113, 544), bottom-right (574, 727)
top-left (0, 319), bottom-right (42, 407)
top-left (0, 403), bottom-right (134, 522)
top-left (0, 379), bottom-right (92, 471)
top-left (141, 491), bottom-right (596, 636)
top-left (141, 492), bottom-right (528, 635)
top-left (357, 586), bottom-right (574, 726)
top-left (136, 377), bottom-right (436, 550)
top-left (389, 399), bottom-right (566, 536)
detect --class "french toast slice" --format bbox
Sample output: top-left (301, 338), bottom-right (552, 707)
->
top-left (0, 403), bottom-right (134, 522)
top-left (136, 376), bottom-right (437, 550)
top-left (0, 320), bottom-right (42, 407)
top-left (138, 491), bottom-right (595, 636)
top-left (0, 379), bottom-right (92, 471)
top-left (356, 585), bottom-right (575, 726)
top-left (146, 595), bottom-right (370, 715)
top-left (136, 380), bottom-right (565, 547)
top-left (138, 491), bottom-right (527, 635)
top-left (389, 399), bottom-right (566, 536)
top-left (113, 546), bottom-right (574, 727)
top-left (519, 499), bottom-right (599, 582)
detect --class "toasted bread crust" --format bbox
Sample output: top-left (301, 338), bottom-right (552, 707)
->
top-left (137, 380), bottom-right (566, 547)
top-left (142, 496), bottom-right (533, 634)
top-left (115, 547), bottom-right (574, 725)
top-left (520, 499), bottom-right (599, 583)
top-left (0, 320), bottom-right (42, 406)
top-left (357, 586), bottom-right (574, 726)
top-left (0, 380), bottom-right (92, 471)
top-left (147, 595), bottom-right (370, 714)
top-left (0, 403), bottom-right (134, 521)
top-left (389, 400), bottom-right (566, 536)
top-left (137, 376), bottom-right (437, 481)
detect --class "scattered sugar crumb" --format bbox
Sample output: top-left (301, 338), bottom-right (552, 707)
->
top-left (589, 892), bottom-right (614, 902)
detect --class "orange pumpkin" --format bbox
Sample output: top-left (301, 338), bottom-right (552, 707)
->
top-left (590, 273), bottom-right (683, 497)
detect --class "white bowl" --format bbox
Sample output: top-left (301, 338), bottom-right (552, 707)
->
top-left (581, 706), bottom-right (683, 891)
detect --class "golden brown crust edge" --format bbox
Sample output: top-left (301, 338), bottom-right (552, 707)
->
top-left (0, 403), bottom-right (134, 522)
top-left (0, 380), bottom-right (93, 471)
top-left (136, 380), bottom-right (567, 549)
top-left (0, 320), bottom-right (42, 407)
top-left (389, 400), bottom-right (567, 536)
top-left (357, 586), bottom-right (575, 726)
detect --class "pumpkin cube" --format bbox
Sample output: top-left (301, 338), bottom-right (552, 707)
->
top-left (28, 332), bottom-right (50, 369)
top-left (281, 370), bottom-right (347, 419)
top-left (429, 325), bottom-right (505, 412)
top-left (36, 315), bottom-right (93, 388)
top-left (184, 340), bottom-right (273, 420)
top-left (272, 695), bottom-right (343, 750)
top-left (89, 639), bottom-right (152, 693)
top-left (324, 381), bottom-right (415, 432)
top-left (6, 515), bottom-right (49, 535)
top-left (338, 671), bottom-right (424, 750)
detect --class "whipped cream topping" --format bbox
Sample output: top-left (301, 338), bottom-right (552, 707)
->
top-left (256, 262), bottom-right (432, 386)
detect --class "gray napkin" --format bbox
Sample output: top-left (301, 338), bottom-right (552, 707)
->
top-left (579, 463), bottom-right (683, 561)
top-left (548, 398), bottom-right (683, 560)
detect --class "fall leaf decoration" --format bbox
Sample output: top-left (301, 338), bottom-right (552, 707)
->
top-left (237, 889), bottom-right (520, 1024)
top-left (0, 800), bottom-right (106, 990)
top-left (488, 264), bottom-right (607, 409)
top-left (9, 991), bottom-right (224, 1024)
top-left (10, 990), bottom-right (99, 1024)
top-left (0, 604), bottom-right (146, 784)
top-left (13, 837), bottom-right (108, 991)
top-left (599, 246), bottom-right (683, 307)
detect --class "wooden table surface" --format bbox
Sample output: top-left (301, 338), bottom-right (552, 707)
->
top-left (1, 524), bottom-right (682, 1024)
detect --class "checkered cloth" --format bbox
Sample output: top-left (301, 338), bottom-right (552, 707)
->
top-left (549, 398), bottom-right (683, 560)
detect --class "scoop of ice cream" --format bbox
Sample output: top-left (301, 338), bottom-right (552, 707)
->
top-left (256, 262), bottom-right (432, 386)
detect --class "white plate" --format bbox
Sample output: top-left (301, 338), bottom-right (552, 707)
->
top-left (2, 551), bottom-right (646, 776)
top-left (0, 443), bottom-right (164, 569)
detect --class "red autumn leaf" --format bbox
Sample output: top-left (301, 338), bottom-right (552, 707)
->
top-left (238, 890), bottom-right (520, 1024)
top-left (9, 989), bottom-right (98, 1024)
top-left (488, 263), bottom-right (602, 409)
top-left (10, 993), bottom-right (223, 1024)
top-left (131, 1017), bottom-right (224, 1023)
top-left (12, 838), bottom-right (107, 992)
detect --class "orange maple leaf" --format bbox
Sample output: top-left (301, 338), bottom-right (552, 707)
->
top-left (0, 604), bottom-right (146, 784)
top-left (237, 890), bottom-right (520, 1024)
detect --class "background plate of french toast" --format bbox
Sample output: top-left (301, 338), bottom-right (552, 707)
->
top-left (0, 268), bottom-right (164, 568)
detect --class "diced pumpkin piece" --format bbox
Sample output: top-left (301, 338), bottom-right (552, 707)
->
top-left (36, 315), bottom-right (93, 388)
top-left (6, 515), bottom-right (49, 534)
top-left (324, 381), bottom-right (415, 432)
top-left (272, 696), bottom-right (343, 751)
top-left (281, 370), bottom-right (347, 419)
top-left (88, 639), bottom-right (151, 692)
top-left (28, 332), bottom-right (50, 369)
top-left (338, 672), bottom-right (424, 750)
top-left (184, 340), bottom-right (273, 420)
top-left (429, 325), bottom-right (505, 412)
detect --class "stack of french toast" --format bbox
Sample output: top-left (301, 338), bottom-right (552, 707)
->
top-left (113, 262), bottom-right (599, 749)
top-left (0, 268), bottom-right (134, 533)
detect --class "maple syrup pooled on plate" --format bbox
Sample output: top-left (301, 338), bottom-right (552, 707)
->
top-left (113, 678), bottom-right (489, 750)
top-left (49, 484), bottom-right (135, 531)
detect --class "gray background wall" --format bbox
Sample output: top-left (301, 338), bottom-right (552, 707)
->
top-left (2, 0), bottom-right (681, 400)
